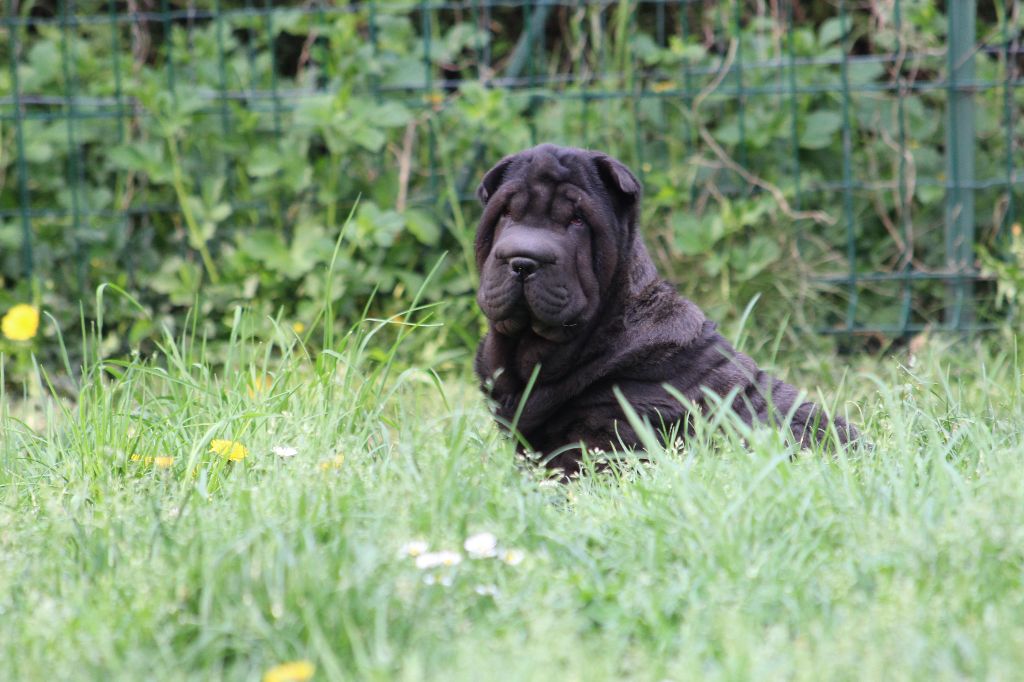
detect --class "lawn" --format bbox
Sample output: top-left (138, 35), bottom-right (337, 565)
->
top-left (2, 313), bottom-right (1023, 681)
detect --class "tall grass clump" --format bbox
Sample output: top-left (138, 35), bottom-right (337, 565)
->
top-left (2, 284), bottom-right (1024, 680)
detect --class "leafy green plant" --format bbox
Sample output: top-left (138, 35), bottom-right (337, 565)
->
top-left (1, 0), bottom-right (1020, 380)
top-left (980, 223), bottom-right (1024, 320)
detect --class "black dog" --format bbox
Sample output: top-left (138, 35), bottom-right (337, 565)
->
top-left (474, 144), bottom-right (857, 470)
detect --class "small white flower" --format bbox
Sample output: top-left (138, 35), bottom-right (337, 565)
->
top-left (463, 532), bottom-right (498, 559)
top-left (415, 550), bottom-right (462, 570)
top-left (273, 445), bottom-right (298, 458)
top-left (399, 540), bottom-right (429, 558)
top-left (423, 572), bottom-right (454, 587)
top-left (474, 584), bottom-right (499, 597)
top-left (500, 548), bottom-right (525, 566)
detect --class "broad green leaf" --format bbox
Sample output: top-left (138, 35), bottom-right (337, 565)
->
top-left (354, 127), bottom-right (387, 152)
top-left (24, 140), bottom-right (54, 163)
top-left (26, 41), bottom-right (62, 87)
top-left (247, 146), bottom-right (283, 177)
top-left (819, 18), bottom-right (847, 47)
top-left (799, 111), bottom-right (842, 149)
top-left (847, 60), bottom-right (884, 85)
top-left (107, 142), bottom-right (165, 174)
top-left (208, 203), bottom-right (232, 224)
top-left (715, 118), bottom-right (742, 147)
top-left (404, 209), bottom-right (440, 246)
top-left (356, 203), bottom-right (405, 248)
top-left (369, 101), bottom-right (411, 128)
top-left (738, 235), bottom-right (783, 280)
top-left (238, 229), bottom-right (287, 264)
top-left (671, 212), bottom-right (716, 256)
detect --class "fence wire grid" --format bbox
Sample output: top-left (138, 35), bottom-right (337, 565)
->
top-left (2, 0), bottom-right (1022, 338)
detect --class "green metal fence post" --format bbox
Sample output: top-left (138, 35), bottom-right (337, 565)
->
top-left (838, 0), bottom-right (858, 331)
top-left (5, 6), bottom-right (33, 281)
top-left (946, 1), bottom-right (976, 328)
top-left (60, 0), bottom-right (86, 294)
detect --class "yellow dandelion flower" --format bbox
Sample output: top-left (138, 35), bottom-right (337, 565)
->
top-left (131, 454), bottom-right (175, 468)
top-left (248, 375), bottom-right (272, 398)
top-left (319, 453), bottom-right (345, 470)
top-left (2, 304), bottom-right (40, 341)
top-left (210, 439), bottom-right (249, 461)
top-left (263, 660), bottom-right (315, 682)
top-left (292, 321), bottom-right (306, 334)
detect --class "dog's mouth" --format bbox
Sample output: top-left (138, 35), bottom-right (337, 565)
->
top-left (492, 313), bottom-right (528, 336)
top-left (485, 283), bottom-right (581, 341)
top-left (477, 253), bottom-right (589, 342)
top-left (492, 315), bottom-right (578, 342)
top-left (531, 319), bottom-right (579, 342)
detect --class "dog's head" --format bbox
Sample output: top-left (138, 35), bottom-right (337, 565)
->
top-left (474, 144), bottom-right (645, 342)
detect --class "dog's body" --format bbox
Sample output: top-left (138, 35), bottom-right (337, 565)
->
top-left (473, 144), bottom-right (856, 468)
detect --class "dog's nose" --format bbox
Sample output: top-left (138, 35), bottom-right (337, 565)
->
top-left (509, 257), bottom-right (540, 278)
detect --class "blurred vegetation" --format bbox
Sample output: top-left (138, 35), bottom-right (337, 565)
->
top-left (1, 0), bottom-right (1022, 376)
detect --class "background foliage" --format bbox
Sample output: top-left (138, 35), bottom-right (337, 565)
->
top-left (2, 0), bottom-right (1023, 371)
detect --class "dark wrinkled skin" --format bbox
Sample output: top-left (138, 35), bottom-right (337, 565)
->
top-left (474, 144), bottom-right (858, 471)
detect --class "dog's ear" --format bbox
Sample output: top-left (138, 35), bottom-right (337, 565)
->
top-left (477, 155), bottom-right (515, 205)
top-left (593, 153), bottom-right (641, 213)
top-left (475, 154), bottom-right (518, 269)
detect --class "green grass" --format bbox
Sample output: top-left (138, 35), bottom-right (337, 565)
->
top-left (2, 309), bottom-right (1024, 681)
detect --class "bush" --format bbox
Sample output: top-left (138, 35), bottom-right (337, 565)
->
top-left (1, 1), bottom-right (1019, 376)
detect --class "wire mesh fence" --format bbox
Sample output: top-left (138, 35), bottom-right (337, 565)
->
top-left (1, 0), bottom-right (1021, 340)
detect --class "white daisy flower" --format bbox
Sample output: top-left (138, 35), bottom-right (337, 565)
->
top-left (463, 532), bottom-right (498, 559)
top-left (474, 584), bottom-right (499, 597)
top-left (500, 548), bottom-right (525, 566)
top-left (424, 573), bottom-right (455, 587)
top-left (415, 550), bottom-right (462, 570)
top-left (398, 540), bottom-right (429, 558)
top-left (272, 445), bottom-right (298, 458)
